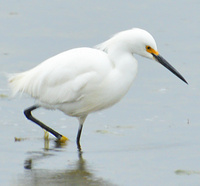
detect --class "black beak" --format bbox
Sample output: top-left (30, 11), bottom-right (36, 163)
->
top-left (152, 53), bottom-right (188, 84)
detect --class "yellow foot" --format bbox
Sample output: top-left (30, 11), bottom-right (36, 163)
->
top-left (44, 130), bottom-right (69, 143)
top-left (44, 130), bottom-right (49, 140)
top-left (58, 135), bottom-right (69, 143)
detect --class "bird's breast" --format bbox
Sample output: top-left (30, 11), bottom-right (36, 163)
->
top-left (66, 67), bottom-right (137, 116)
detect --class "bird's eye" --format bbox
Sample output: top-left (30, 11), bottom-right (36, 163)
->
top-left (146, 46), bottom-right (151, 50)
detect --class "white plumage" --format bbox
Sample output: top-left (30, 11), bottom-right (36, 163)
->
top-left (8, 28), bottom-right (187, 149)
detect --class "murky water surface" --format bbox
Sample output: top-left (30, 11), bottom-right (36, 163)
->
top-left (0, 1), bottom-right (200, 185)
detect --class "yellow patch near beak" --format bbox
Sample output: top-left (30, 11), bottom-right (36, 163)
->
top-left (146, 46), bottom-right (159, 55)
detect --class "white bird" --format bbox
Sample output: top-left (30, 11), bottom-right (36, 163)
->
top-left (8, 28), bottom-right (187, 150)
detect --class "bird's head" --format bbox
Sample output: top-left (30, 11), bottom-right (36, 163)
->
top-left (97, 28), bottom-right (187, 84)
top-left (129, 28), bottom-right (188, 84)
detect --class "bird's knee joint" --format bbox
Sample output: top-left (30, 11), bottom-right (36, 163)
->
top-left (24, 109), bottom-right (31, 119)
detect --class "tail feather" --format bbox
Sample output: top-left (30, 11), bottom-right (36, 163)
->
top-left (8, 72), bottom-right (29, 96)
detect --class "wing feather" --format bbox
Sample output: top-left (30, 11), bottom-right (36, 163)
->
top-left (9, 48), bottom-right (112, 105)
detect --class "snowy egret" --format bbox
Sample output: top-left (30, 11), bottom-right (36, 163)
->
top-left (8, 28), bottom-right (187, 150)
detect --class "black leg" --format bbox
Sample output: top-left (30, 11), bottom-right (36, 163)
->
top-left (24, 105), bottom-right (68, 142)
top-left (76, 124), bottom-right (83, 151)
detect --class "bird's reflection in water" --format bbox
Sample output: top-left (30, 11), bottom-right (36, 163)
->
top-left (24, 138), bottom-right (66, 170)
top-left (19, 139), bottom-right (114, 186)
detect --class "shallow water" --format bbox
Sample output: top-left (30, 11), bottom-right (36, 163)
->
top-left (1, 1), bottom-right (200, 185)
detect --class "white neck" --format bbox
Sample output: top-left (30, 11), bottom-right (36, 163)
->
top-left (108, 46), bottom-right (138, 78)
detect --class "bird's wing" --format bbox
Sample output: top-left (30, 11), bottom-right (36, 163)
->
top-left (38, 68), bottom-right (100, 105)
top-left (11, 48), bottom-right (112, 105)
